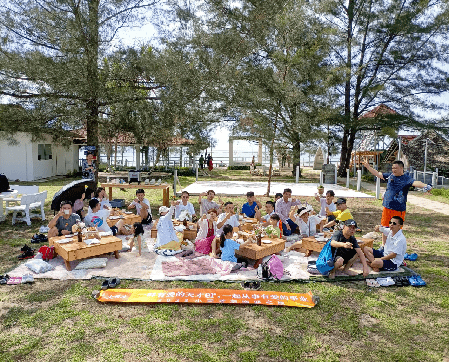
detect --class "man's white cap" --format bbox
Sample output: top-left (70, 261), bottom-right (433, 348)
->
top-left (159, 206), bottom-right (170, 214)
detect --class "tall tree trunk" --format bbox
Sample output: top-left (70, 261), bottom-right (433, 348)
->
top-left (266, 121), bottom-right (278, 196)
top-left (291, 140), bottom-right (302, 178)
top-left (86, 0), bottom-right (100, 184)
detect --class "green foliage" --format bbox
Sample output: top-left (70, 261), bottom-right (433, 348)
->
top-left (227, 165), bottom-right (250, 170)
top-left (430, 188), bottom-right (449, 200)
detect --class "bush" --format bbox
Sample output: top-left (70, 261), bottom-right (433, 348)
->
top-left (361, 174), bottom-right (375, 182)
top-left (174, 167), bottom-right (195, 176)
top-left (431, 188), bottom-right (449, 199)
top-left (227, 165), bottom-right (250, 170)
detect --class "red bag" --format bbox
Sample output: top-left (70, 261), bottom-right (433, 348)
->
top-left (38, 246), bottom-right (55, 261)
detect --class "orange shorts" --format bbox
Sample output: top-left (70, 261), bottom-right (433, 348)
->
top-left (381, 207), bottom-right (406, 227)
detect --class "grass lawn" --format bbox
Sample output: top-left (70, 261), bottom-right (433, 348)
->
top-left (1, 169), bottom-right (448, 361)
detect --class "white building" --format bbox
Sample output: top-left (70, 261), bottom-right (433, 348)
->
top-left (0, 132), bottom-right (79, 181)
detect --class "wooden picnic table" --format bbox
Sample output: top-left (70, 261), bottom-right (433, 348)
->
top-left (236, 237), bottom-right (285, 267)
top-left (100, 183), bottom-right (170, 207)
top-left (150, 220), bottom-right (198, 241)
top-left (301, 235), bottom-right (374, 257)
top-left (49, 234), bottom-right (122, 271)
top-left (107, 211), bottom-right (142, 227)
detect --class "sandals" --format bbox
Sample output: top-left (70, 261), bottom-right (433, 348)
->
top-left (241, 281), bottom-right (261, 290)
top-left (409, 275), bottom-right (426, 287)
top-left (404, 253), bottom-right (418, 261)
top-left (0, 274), bottom-right (10, 285)
top-left (101, 277), bottom-right (121, 290)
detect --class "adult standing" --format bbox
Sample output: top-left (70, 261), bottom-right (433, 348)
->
top-left (82, 151), bottom-right (96, 180)
top-left (363, 158), bottom-right (432, 245)
top-left (207, 154), bottom-right (213, 171)
top-left (199, 154), bottom-right (204, 170)
top-left (274, 188), bottom-right (302, 236)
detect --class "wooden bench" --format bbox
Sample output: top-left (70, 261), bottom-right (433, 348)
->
top-left (5, 191), bottom-right (47, 225)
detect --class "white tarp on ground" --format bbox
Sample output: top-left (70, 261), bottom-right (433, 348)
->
top-left (181, 181), bottom-right (374, 198)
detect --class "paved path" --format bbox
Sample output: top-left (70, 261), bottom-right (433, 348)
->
top-left (339, 178), bottom-right (449, 216)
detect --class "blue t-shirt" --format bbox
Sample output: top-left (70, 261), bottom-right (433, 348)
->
top-left (221, 239), bottom-right (240, 263)
top-left (382, 172), bottom-right (415, 212)
top-left (242, 202), bottom-right (257, 218)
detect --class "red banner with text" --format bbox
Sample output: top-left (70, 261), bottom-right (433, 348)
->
top-left (98, 288), bottom-right (317, 308)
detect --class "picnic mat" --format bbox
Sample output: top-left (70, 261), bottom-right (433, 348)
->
top-left (7, 233), bottom-right (414, 282)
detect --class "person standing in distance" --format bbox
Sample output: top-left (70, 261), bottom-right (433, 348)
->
top-left (363, 158), bottom-right (432, 246)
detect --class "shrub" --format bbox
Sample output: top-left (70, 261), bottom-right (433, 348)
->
top-left (227, 165), bottom-right (250, 170)
top-left (431, 188), bottom-right (449, 199)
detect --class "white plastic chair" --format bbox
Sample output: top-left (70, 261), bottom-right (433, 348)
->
top-left (5, 191), bottom-right (47, 225)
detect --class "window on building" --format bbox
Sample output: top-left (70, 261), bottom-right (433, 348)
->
top-left (38, 144), bottom-right (52, 160)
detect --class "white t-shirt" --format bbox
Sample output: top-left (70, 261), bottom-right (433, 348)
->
top-left (262, 211), bottom-right (275, 222)
top-left (216, 213), bottom-right (240, 236)
top-left (295, 215), bottom-right (322, 236)
top-left (175, 201), bottom-right (195, 219)
top-left (319, 198), bottom-right (336, 217)
top-left (131, 198), bottom-right (151, 216)
top-left (379, 227), bottom-right (407, 267)
top-left (84, 209), bottom-right (111, 233)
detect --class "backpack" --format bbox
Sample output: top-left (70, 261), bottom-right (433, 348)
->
top-left (258, 254), bottom-right (284, 280)
top-left (316, 239), bottom-right (336, 275)
top-left (0, 174), bottom-right (10, 193)
top-left (38, 246), bottom-right (55, 261)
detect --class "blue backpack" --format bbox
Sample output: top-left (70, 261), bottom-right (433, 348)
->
top-left (316, 239), bottom-right (336, 275)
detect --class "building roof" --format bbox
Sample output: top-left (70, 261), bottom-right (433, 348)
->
top-left (401, 130), bottom-right (449, 170)
top-left (71, 128), bottom-right (194, 147)
top-left (359, 104), bottom-right (397, 119)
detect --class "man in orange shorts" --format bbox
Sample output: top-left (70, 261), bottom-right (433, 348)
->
top-left (363, 159), bottom-right (432, 246)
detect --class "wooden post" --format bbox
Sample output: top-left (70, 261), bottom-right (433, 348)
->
top-left (296, 166), bottom-right (299, 183)
top-left (334, 167), bottom-right (337, 184)
top-left (195, 165), bottom-right (198, 181)
top-left (346, 169), bottom-right (350, 188)
top-left (320, 171), bottom-right (323, 186)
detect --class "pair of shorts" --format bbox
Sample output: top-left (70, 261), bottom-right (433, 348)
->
top-left (111, 226), bottom-right (118, 236)
top-left (141, 214), bottom-right (153, 225)
top-left (372, 248), bottom-right (398, 271)
top-left (335, 248), bottom-right (357, 265)
top-left (381, 207), bottom-right (406, 227)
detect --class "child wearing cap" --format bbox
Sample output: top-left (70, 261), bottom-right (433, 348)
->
top-left (241, 191), bottom-right (262, 218)
top-left (155, 201), bottom-right (181, 250)
top-left (328, 219), bottom-right (369, 279)
top-left (290, 206), bottom-right (324, 237)
top-left (128, 189), bottom-right (152, 225)
top-left (322, 197), bottom-right (353, 231)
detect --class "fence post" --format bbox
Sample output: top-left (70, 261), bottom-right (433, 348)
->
top-left (357, 170), bottom-right (361, 191)
top-left (195, 165), bottom-right (198, 181)
top-left (413, 170), bottom-right (417, 181)
top-left (376, 177), bottom-right (380, 199)
top-left (173, 169), bottom-right (177, 196)
top-left (334, 167), bottom-right (337, 184)
top-left (346, 169), bottom-right (350, 188)
top-left (295, 166), bottom-right (299, 183)
top-left (432, 172), bottom-right (437, 187)
top-left (320, 171), bottom-right (323, 186)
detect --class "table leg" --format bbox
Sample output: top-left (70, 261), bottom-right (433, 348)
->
top-left (64, 260), bottom-right (72, 271)
top-left (253, 258), bottom-right (263, 269)
top-left (108, 187), bottom-right (113, 201)
top-left (163, 186), bottom-right (169, 207)
top-left (114, 250), bottom-right (120, 259)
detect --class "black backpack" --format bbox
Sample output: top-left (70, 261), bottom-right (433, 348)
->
top-left (0, 174), bottom-right (10, 193)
